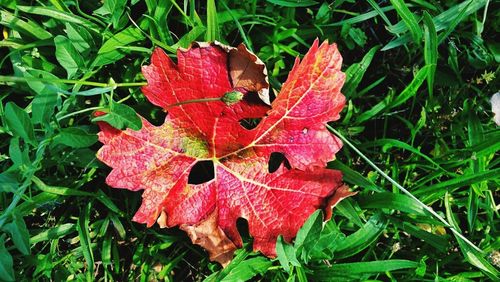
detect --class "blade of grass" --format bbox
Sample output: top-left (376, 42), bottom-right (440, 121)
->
top-left (328, 160), bottom-right (382, 192)
top-left (363, 138), bottom-right (450, 174)
top-left (383, 0), bottom-right (486, 50)
top-left (77, 203), bottom-right (94, 282)
top-left (389, 0), bottom-right (422, 43)
top-left (357, 192), bottom-right (428, 216)
top-left (391, 65), bottom-right (430, 108)
top-left (48, 0), bottom-right (69, 12)
top-left (342, 46), bottom-right (379, 98)
top-left (456, 235), bottom-right (500, 279)
top-left (173, 25), bottom-right (206, 48)
top-left (16, 5), bottom-right (100, 32)
top-left (334, 212), bottom-right (387, 259)
top-left (310, 259), bottom-right (418, 280)
top-left (389, 216), bottom-right (450, 251)
top-left (221, 1), bottom-right (253, 50)
top-left (422, 11), bottom-right (437, 98)
top-left (466, 107), bottom-right (485, 231)
top-left (437, 0), bottom-right (473, 44)
top-left (326, 125), bottom-right (483, 254)
top-left (0, 10), bottom-right (52, 40)
top-left (335, 199), bottom-right (364, 228)
top-left (205, 0), bottom-right (220, 41)
top-left (30, 223), bottom-right (75, 244)
top-left (366, 0), bottom-right (394, 27)
top-left (266, 0), bottom-right (318, 7)
top-left (0, 75), bottom-right (146, 88)
top-left (208, 248), bottom-right (250, 281)
top-left (414, 168), bottom-right (500, 202)
top-left (32, 176), bottom-right (94, 196)
top-left (323, 6), bottom-right (396, 26)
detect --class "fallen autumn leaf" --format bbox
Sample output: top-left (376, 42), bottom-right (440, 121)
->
top-left (96, 39), bottom-right (351, 265)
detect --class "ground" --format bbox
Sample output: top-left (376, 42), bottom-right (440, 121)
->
top-left (0, 0), bottom-right (499, 281)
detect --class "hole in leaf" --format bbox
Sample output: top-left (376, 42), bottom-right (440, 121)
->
top-left (149, 108), bottom-right (167, 126)
top-left (242, 91), bottom-right (262, 103)
top-left (188, 160), bottom-right (214, 184)
top-left (239, 118), bottom-right (262, 130)
top-left (268, 152), bottom-right (290, 173)
top-left (236, 217), bottom-right (250, 240)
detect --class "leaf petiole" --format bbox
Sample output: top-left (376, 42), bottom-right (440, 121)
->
top-left (57, 106), bottom-right (105, 121)
top-left (0, 75), bottom-right (147, 88)
top-left (165, 91), bottom-right (245, 109)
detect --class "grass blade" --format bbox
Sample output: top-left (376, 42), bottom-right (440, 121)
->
top-left (358, 192), bottom-right (428, 216)
top-left (391, 65), bottom-right (430, 108)
top-left (327, 125), bottom-right (485, 258)
top-left (333, 213), bottom-right (387, 259)
top-left (456, 235), bottom-right (500, 279)
top-left (266, 0), bottom-right (318, 7)
top-left (324, 6), bottom-right (396, 26)
top-left (364, 138), bottom-right (448, 172)
top-left (390, 216), bottom-right (450, 251)
top-left (437, 0), bottom-right (473, 44)
top-left (311, 260), bottom-right (418, 280)
top-left (0, 10), bottom-right (52, 40)
top-left (415, 168), bottom-right (500, 202)
top-left (205, 0), bottom-right (220, 41)
top-left (16, 5), bottom-right (99, 31)
top-left (221, 0), bottom-right (253, 50)
top-left (389, 0), bottom-right (422, 43)
top-left (366, 0), bottom-right (393, 27)
top-left (342, 46), bottom-right (379, 98)
top-left (328, 160), bottom-right (382, 192)
top-left (77, 203), bottom-right (94, 281)
top-left (422, 11), bottom-right (437, 98)
top-left (220, 257), bottom-right (272, 281)
top-left (30, 223), bottom-right (75, 244)
top-left (383, 0), bottom-right (486, 50)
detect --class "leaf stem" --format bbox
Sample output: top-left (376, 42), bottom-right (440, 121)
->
top-left (115, 82), bottom-right (148, 87)
top-left (326, 124), bottom-right (483, 253)
top-left (165, 91), bottom-right (245, 109)
top-left (75, 0), bottom-right (107, 28)
top-left (0, 75), bottom-right (146, 88)
top-left (57, 106), bottom-right (105, 121)
top-left (166, 97), bottom-right (222, 109)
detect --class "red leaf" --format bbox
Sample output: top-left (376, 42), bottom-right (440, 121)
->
top-left (97, 39), bottom-right (350, 263)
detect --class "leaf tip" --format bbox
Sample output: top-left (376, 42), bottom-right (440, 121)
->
top-left (324, 184), bottom-right (356, 220)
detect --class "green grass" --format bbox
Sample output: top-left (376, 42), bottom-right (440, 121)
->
top-left (1, 0), bottom-right (499, 281)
